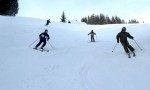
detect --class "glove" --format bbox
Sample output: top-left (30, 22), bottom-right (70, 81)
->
top-left (131, 37), bottom-right (134, 40)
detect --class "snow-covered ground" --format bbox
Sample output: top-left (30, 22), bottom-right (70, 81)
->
top-left (0, 16), bottom-right (150, 90)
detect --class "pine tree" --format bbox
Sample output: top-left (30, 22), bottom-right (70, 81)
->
top-left (95, 15), bottom-right (100, 24)
top-left (99, 13), bottom-right (106, 24)
top-left (111, 16), bottom-right (116, 24)
top-left (128, 19), bottom-right (139, 24)
top-left (105, 16), bottom-right (111, 24)
top-left (90, 14), bottom-right (95, 24)
top-left (81, 17), bottom-right (87, 23)
top-left (121, 19), bottom-right (125, 24)
top-left (0, 0), bottom-right (19, 16)
top-left (60, 11), bottom-right (67, 23)
top-left (115, 16), bottom-right (122, 24)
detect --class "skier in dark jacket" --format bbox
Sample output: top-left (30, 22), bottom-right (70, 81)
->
top-left (88, 30), bottom-right (96, 42)
top-left (116, 27), bottom-right (135, 56)
top-left (34, 29), bottom-right (50, 49)
top-left (45, 19), bottom-right (51, 26)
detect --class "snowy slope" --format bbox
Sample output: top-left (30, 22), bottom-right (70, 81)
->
top-left (0, 16), bottom-right (150, 90)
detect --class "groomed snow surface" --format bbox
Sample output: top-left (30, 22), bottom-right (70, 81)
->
top-left (0, 16), bottom-right (150, 90)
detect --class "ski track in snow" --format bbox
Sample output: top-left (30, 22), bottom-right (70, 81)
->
top-left (80, 66), bottom-right (95, 90)
top-left (1, 16), bottom-right (150, 90)
top-left (25, 65), bottom-right (60, 90)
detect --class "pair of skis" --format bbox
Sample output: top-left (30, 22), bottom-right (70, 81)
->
top-left (33, 48), bottom-right (49, 52)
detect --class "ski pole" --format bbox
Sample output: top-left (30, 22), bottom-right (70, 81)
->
top-left (95, 35), bottom-right (98, 41)
top-left (48, 41), bottom-right (53, 49)
top-left (88, 35), bottom-right (90, 42)
top-left (29, 38), bottom-right (39, 47)
top-left (133, 39), bottom-right (142, 50)
top-left (112, 42), bottom-right (118, 52)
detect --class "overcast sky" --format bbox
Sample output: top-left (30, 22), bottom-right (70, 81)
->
top-left (18, 0), bottom-right (150, 23)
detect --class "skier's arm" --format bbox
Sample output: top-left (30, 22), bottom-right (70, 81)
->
top-left (47, 34), bottom-right (50, 41)
top-left (127, 33), bottom-right (134, 39)
top-left (88, 32), bottom-right (92, 35)
top-left (116, 33), bottom-right (120, 43)
top-left (39, 33), bottom-right (43, 38)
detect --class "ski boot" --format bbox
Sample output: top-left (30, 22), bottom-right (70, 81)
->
top-left (127, 52), bottom-right (131, 58)
top-left (41, 47), bottom-right (43, 50)
top-left (132, 51), bottom-right (136, 57)
top-left (33, 47), bottom-right (37, 50)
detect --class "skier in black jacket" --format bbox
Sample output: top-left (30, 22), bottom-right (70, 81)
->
top-left (116, 27), bottom-right (135, 57)
top-left (45, 19), bottom-right (51, 26)
top-left (34, 29), bottom-right (50, 49)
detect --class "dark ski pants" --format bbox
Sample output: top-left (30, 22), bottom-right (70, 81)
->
top-left (45, 23), bottom-right (49, 26)
top-left (45, 22), bottom-right (50, 26)
top-left (35, 40), bottom-right (46, 48)
top-left (91, 36), bottom-right (95, 42)
top-left (121, 41), bottom-right (134, 53)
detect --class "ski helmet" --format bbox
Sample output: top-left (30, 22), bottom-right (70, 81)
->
top-left (121, 27), bottom-right (126, 32)
top-left (45, 29), bottom-right (48, 32)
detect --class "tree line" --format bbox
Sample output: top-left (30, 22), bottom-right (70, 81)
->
top-left (81, 13), bottom-right (139, 24)
top-left (128, 19), bottom-right (139, 24)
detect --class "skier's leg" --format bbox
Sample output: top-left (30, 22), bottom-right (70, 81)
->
top-left (126, 41), bottom-right (134, 51)
top-left (35, 40), bottom-right (42, 48)
top-left (93, 37), bottom-right (95, 42)
top-left (128, 45), bottom-right (135, 56)
top-left (128, 45), bottom-right (135, 52)
top-left (91, 36), bottom-right (93, 42)
top-left (126, 41), bottom-right (135, 56)
top-left (91, 36), bottom-right (95, 42)
top-left (123, 42), bottom-right (131, 58)
top-left (41, 41), bottom-right (46, 49)
top-left (121, 42), bottom-right (130, 53)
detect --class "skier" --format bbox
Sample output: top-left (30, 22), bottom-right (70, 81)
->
top-left (45, 19), bottom-right (51, 26)
top-left (34, 29), bottom-right (50, 50)
top-left (116, 27), bottom-right (135, 57)
top-left (88, 30), bottom-right (96, 42)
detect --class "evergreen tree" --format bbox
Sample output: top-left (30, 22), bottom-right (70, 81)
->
top-left (105, 16), bottom-right (111, 24)
top-left (121, 19), bottom-right (125, 24)
top-left (87, 16), bottom-right (91, 24)
top-left (94, 15), bottom-right (100, 24)
top-left (128, 19), bottom-right (139, 24)
top-left (0, 0), bottom-right (19, 16)
top-left (111, 16), bottom-right (116, 24)
top-left (81, 17), bottom-right (87, 23)
top-left (115, 16), bottom-right (122, 24)
top-left (90, 14), bottom-right (95, 24)
top-left (99, 13), bottom-right (106, 24)
top-left (60, 11), bottom-right (67, 23)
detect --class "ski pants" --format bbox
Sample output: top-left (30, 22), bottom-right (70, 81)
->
top-left (91, 36), bottom-right (95, 42)
top-left (121, 41), bottom-right (134, 53)
top-left (35, 39), bottom-right (46, 48)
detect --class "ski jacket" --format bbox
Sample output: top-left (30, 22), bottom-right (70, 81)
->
top-left (88, 31), bottom-right (96, 36)
top-left (39, 32), bottom-right (50, 41)
top-left (47, 20), bottom-right (50, 23)
top-left (116, 31), bottom-right (133, 43)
